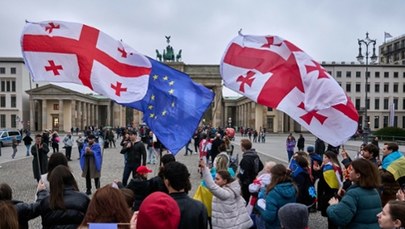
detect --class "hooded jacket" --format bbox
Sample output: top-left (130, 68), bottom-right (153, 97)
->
top-left (202, 167), bottom-right (253, 229)
top-left (255, 182), bottom-right (297, 229)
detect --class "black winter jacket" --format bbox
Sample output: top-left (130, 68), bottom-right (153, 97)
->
top-left (36, 186), bottom-right (90, 229)
top-left (120, 141), bottom-right (146, 166)
top-left (238, 149), bottom-right (264, 185)
top-left (170, 192), bottom-right (208, 229)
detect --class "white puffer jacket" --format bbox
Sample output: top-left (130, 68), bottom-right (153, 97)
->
top-left (202, 167), bottom-right (253, 229)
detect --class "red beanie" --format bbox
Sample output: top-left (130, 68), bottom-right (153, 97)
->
top-left (137, 192), bottom-right (181, 229)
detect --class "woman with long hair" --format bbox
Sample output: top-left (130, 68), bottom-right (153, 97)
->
top-left (80, 185), bottom-right (132, 228)
top-left (254, 164), bottom-right (297, 229)
top-left (36, 165), bottom-right (90, 228)
top-left (40, 152), bottom-right (68, 190)
top-left (327, 159), bottom-right (382, 228)
top-left (199, 159), bottom-right (253, 229)
top-left (0, 201), bottom-right (19, 229)
top-left (377, 200), bottom-right (405, 229)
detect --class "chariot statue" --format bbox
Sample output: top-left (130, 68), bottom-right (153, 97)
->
top-left (155, 36), bottom-right (182, 62)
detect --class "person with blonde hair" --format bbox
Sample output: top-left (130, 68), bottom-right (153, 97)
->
top-left (80, 184), bottom-right (132, 228)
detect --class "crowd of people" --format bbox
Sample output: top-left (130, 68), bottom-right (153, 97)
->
top-left (0, 126), bottom-right (405, 229)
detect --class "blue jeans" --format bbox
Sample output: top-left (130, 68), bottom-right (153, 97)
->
top-left (287, 150), bottom-right (294, 162)
top-left (147, 147), bottom-right (156, 164)
top-left (122, 163), bottom-right (139, 186)
top-left (25, 144), bottom-right (31, 156)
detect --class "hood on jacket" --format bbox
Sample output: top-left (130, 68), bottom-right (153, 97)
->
top-left (273, 182), bottom-right (297, 199)
top-left (226, 179), bottom-right (241, 196)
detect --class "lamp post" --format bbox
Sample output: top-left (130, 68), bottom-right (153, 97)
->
top-left (357, 32), bottom-right (377, 144)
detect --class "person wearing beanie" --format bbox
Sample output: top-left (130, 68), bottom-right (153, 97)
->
top-left (278, 203), bottom-right (309, 229)
top-left (135, 191), bottom-right (181, 229)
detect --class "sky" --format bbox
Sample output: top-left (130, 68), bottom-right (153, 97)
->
top-left (1, 0), bottom-right (404, 96)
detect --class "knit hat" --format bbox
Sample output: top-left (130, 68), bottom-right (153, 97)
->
top-left (278, 203), bottom-right (309, 229)
top-left (306, 146), bottom-right (314, 153)
top-left (136, 166), bottom-right (152, 174)
top-left (137, 192), bottom-right (181, 229)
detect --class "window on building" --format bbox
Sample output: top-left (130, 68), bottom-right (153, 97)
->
top-left (0, 67), bottom-right (5, 74)
top-left (355, 83), bottom-right (361, 92)
top-left (403, 98), bottom-right (405, 110)
top-left (10, 67), bottom-right (16, 74)
top-left (384, 98), bottom-right (389, 110)
top-left (0, 95), bottom-right (5, 108)
top-left (384, 72), bottom-right (389, 78)
top-left (355, 98), bottom-right (361, 110)
top-left (345, 83), bottom-right (351, 92)
top-left (366, 83), bottom-right (370, 93)
top-left (356, 71), bottom-right (361, 78)
top-left (267, 107), bottom-right (273, 111)
top-left (346, 71), bottom-right (351, 78)
top-left (336, 71), bottom-right (342, 78)
top-left (394, 72), bottom-right (399, 78)
top-left (374, 116), bottom-right (379, 129)
top-left (384, 83), bottom-right (389, 93)
top-left (366, 98), bottom-right (370, 109)
top-left (403, 116), bottom-right (405, 128)
top-left (394, 83), bottom-right (399, 93)
top-left (375, 83), bottom-right (380, 93)
top-left (1, 81), bottom-right (4, 92)
top-left (403, 72), bottom-right (405, 78)
top-left (337, 82), bottom-right (341, 87)
top-left (10, 95), bottom-right (16, 108)
top-left (366, 72), bottom-right (370, 78)
top-left (11, 80), bottom-right (15, 92)
top-left (383, 116), bottom-right (389, 127)
top-left (10, 115), bottom-right (16, 128)
top-left (327, 71), bottom-right (332, 75)
top-left (394, 116), bottom-right (398, 127)
top-left (394, 98), bottom-right (398, 109)
top-left (6, 81), bottom-right (10, 92)
top-left (375, 72), bottom-right (380, 78)
top-left (0, 115), bottom-right (5, 128)
top-left (53, 104), bottom-right (59, 110)
top-left (375, 98), bottom-right (380, 110)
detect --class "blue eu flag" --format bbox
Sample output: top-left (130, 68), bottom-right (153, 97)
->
top-left (123, 58), bottom-right (214, 154)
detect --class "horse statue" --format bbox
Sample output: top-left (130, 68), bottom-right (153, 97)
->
top-left (156, 49), bottom-right (162, 61)
top-left (163, 45), bottom-right (175, 62)
top-left (176, 49), bottom-right (182, 62)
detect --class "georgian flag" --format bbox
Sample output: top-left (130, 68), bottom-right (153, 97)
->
top-left (21, 21), bottom-right (151, 103)
top-left (220, 33), bottom-right (358, 146)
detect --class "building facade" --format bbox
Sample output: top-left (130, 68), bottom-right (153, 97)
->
top-left (379, 34), bottom-right (405, 65)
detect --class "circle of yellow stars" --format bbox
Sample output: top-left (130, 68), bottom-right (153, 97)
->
top-left (147, 74), bottom-right (176, 120)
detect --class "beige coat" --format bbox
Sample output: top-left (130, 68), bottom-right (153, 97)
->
top-left (202, 167), bottom-right (253, 229)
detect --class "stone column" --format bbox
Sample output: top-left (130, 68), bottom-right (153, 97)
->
top-left (211, 86), bottom-right (223, 128)
top-left (71, 100), bottom-right (76, 131)
top-left (83, 102), bottom-right (88, 128)
top-left (107, 102), bottom-right (111, 126)
top-left (95, 105), bottom-right (99, 127)
top-left (29, 99), bottom-right (35, 132)
top-left (58, 100), bottom-right (64, 132)
top-left (42, 99), bottom-right (47, 131)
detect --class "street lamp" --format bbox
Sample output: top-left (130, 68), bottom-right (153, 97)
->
top-left (357, 32), bottom-right (377, 144)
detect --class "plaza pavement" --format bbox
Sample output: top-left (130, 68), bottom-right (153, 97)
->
top-left (1, 133), bottom-right (397, 228)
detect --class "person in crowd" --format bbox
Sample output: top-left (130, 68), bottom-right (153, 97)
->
top-left (327, 159), bottom-right (382, 228)
top-left (42, 130), bottom-right (50, 147)
top-left (0, 182), bottom-right (45, 229)
top-left (133, 191), bottom-right (181, 229)
top-left (286, 133), bottom-right (296, 161)
top-left (163, 161), bottom-right (208, 229)
top-left (63, 132), bottom-right (74, 161)
top-left (40, 152), bottom-right (68, 190)
top-left (79, 185), bottom-right (131, 228)
top-left (315, 151), bottom-right (343, 229)
top-left (50, 131), bottom-right (60, 153)
top-left (397, 184), bottom-right (405, 201)
top-left (371, 136), bottom-right (379, 149)
top-left (223, 136), bottom-right (234, 156)
top-left (80, 134), bottom-right (102, 195)
top-left (199, 133), bottom-right (212, 163)
top-left (36, 165), bottom-right (90, 228)
top-left (238, 139), bottom-right (264, 203)
top-left (0, 201), bottom-right (19, 229)
top-left (23, 132), bottom-right (33, 157)
top-left (193, 128), bottom-right (202, 154)
top-left (184, 139), bottom-right (193, 156)
top-left (278, 203), bottom-right (309, 229)
top-left (249, 161), bottom-right (275, 197)
top-left (210, 133), bottom-right (224, 165)
top-left (307, 145), bottom-right (322, 181)
top-left (124, 166), bottom-right (152, 211)
top-left (377, 200), bottom-right (405, 229)
top-left (120, 188), bottom-right (135, 211)
top-left (32, 134), bottom-right (50, 182)
top-left (11, 138), bottom-right (18, 159)
top-left (199, 159), bottom-right (253, 229)
top-left (76, 133), bottom-right (85, 160)
top-left (297, 134), bottom-right (305, 151)
top-left (291, 154), bottom-right (316, 207)
top-left (254, 164), bottom-right (297, 229)
top-left (361, 143), bottom-right (380, 165)
top-left (314, 137), bottom-right (326, 157)
top-left (146, 131), bottom-right (156, 163)
top-left (107, 129), bottom-right (116, 148)
top-left (149, 154), bottom-right (176, 193)
top-left (380, 169), bottom-right (401, 207)
top-left (120, 131), bottom-right (146, 186)
top-left (381, 142), bottom-right (405, 186)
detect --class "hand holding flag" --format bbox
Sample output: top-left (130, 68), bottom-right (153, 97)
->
top-left (220, 33), bottom-right (358, 146)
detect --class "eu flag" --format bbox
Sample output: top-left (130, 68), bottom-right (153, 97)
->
top-left (124, 58), bottom-right (215, 154)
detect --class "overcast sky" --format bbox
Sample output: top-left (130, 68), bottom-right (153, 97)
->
top-left (2, 0), bottom-right (404, 96)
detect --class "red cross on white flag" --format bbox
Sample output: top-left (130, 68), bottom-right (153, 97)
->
top-left (220, 33), bottom-right (359, 146)
top-left (21, 21), bottom-right (151, 103)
